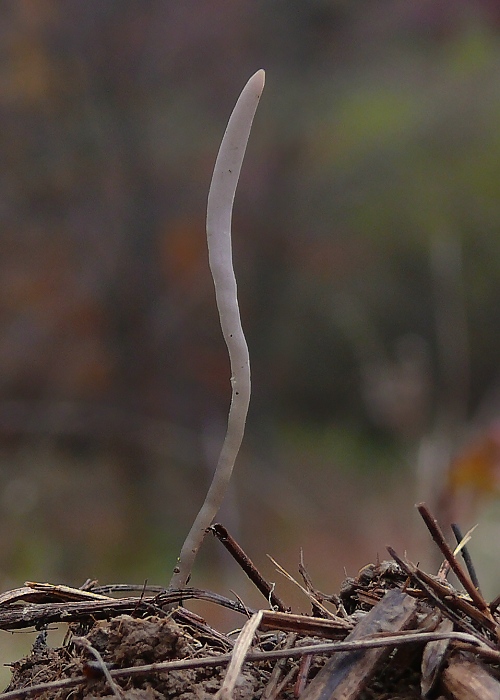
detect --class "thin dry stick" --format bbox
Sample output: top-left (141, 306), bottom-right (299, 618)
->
top-left (274, 666), bottom-right (299, 700)
top-left (262, 633), bottom-right (297, 700)
top-left (387, 546), bottom-right (495, 642)
top-left (268, 556), bottom-right (338, 620)
top-left (73, 636), bottom-right (124, 699)
top-left (169, 69), bottom-right (265, 589)
top-left (451, 522), bottom-right (481, 592)
top-left (295, 653), bottom-right (314, 697)
top-left (416, 503), bottom-right (490, 614)
top-left (211, 523), bottom-right (287, 611)
top-left (0, 588), bottom-right (253, 631)
top-left (217, 610), bottom-right (264, 700)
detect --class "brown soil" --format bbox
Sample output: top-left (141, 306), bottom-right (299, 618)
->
top-left (2, 510), bottom-right (500, 699)
top-left (3, 573), bottom-right (422, 700)
top-left (6, 614), bottom-right (261, 700)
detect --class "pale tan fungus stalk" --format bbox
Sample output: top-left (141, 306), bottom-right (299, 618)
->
top-left (169, 70), bottom-right (265, 589)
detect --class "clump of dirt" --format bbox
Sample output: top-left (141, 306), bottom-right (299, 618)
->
top-left (1, 568), bottom-right (424, 700)
top-left (87, 615), bottom-right (187, 667)
top-left (6, 614), bottom-right (264, 700)
top-left (3, 509), bottom-right (500, 699)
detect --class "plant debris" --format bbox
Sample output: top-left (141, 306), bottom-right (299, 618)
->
top-left (2, 504), bottom-right (500, 699)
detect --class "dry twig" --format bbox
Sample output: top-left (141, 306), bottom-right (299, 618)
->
top-left (210, 524), bottom-right (287, 611)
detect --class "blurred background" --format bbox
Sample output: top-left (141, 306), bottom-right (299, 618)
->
top-left (3, 0), bottom-right (500, 669)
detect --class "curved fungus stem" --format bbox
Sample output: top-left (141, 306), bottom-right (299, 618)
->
top-left (169, 70), bottom-right (265, 589)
